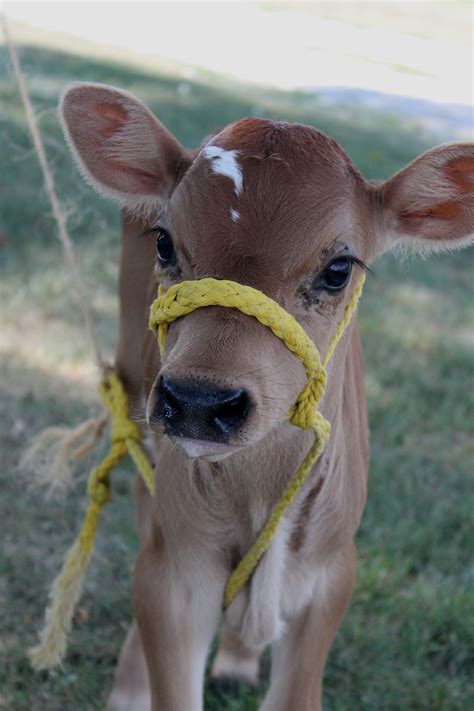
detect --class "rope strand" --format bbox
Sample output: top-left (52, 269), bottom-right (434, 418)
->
top-left (2, 13), bottom-right (105, 370)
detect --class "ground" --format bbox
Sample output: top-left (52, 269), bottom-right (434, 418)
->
top-left (0, 27), bottom-right (473, 711)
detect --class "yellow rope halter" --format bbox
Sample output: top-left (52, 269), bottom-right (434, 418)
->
top-left (149, 274), bottom-right (366, 607)
top-left (30, 273), bottom-right (364, 670)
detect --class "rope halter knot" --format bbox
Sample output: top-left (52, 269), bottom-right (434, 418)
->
top-left (87, 473), bottom-right (111, 507)
top-left (289, 370), bottom-right (327, 431)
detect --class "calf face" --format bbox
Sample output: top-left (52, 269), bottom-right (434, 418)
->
top-left (60, 84), bottom-right (473, 462)
top-left (145, 119), bottom-right (377, 458)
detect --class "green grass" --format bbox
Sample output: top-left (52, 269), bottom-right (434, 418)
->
top-left (1, 36), bottom-right (473, 711)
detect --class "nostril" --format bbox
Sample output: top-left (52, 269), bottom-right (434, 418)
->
top-left (213, 390), bottom-right (251, 435)
top-left (159, 376), bottom-right (181, 422)
top-left (160, 376), bottom-right (179, 403)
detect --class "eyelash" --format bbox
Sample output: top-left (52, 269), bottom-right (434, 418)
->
top-left (141, 226), bottom-right (164, 238)
top-left (338, 256), bottom-right (369, 272)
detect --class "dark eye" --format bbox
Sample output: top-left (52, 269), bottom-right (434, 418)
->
top-left (320, 257), bottom-right (353, 291)
top-left (156, 228), bottom-right (176, 266)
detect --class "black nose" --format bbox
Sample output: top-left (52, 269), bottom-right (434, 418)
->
top-left (155, 376), bottom-right (251, 442)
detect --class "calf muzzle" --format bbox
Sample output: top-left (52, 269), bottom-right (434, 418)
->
top-left (155, 375), bottom-right (251, 442)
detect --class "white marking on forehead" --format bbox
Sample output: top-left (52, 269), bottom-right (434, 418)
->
top-left (230, 208), bottom-right (240, 222)
top-left (202, 145), bottom-right (243, 195)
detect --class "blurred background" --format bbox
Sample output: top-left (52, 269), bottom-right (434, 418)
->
top-left (1, 2), bottom-right (473, 709)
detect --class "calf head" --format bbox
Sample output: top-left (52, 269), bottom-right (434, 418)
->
top-left (61, 83), bottom-right (473, 459)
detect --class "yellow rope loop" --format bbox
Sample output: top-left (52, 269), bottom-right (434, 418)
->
top-left (99, 372), bottom-right (155, 493)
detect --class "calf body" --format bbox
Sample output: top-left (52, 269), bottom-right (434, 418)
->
top-left (60, 83), bottom-right (474, 710)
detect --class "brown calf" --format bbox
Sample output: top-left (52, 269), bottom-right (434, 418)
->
top-left (60, 83), bottom-right (473, 710)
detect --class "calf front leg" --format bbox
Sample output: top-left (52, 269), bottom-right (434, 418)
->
top-left (107, 621), bottom-right (150, 711)
top-left (261, 543), bottom-right (357, 711)
top-left (133, 526), bottom-right (223, 711)
top-left (108, 475), bottom-right (154, 710)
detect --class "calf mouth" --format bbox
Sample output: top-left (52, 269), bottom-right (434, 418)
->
top-left (171, 436), bottom-right (243, 461)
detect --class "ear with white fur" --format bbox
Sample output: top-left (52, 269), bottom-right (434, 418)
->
top-left (378, 143), bottom-right (474, 253)
top-left (59, 82), bottom-right (191, 211)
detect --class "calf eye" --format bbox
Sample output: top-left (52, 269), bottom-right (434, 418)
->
top-left (320, 257), bottom-right (353, 291)
top-left (156, 229), bottom-right (176, 266)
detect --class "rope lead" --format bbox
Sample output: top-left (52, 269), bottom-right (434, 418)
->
top-left (29, 372), bottom-right (154, 670)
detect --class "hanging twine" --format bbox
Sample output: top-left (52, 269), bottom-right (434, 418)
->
top-left (2, 13), bottom-right (104, 369)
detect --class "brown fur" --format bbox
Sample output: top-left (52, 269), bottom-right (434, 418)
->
top-left (58, 83), bottom-right (474, 710)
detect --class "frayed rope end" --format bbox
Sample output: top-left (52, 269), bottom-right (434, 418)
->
top-left (20, 416), bottom-right (107, 498)
top-left (28, 501), bottom-right (101, 670)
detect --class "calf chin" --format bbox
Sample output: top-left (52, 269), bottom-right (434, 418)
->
top-left (171, 437), bottom-right (242, 461)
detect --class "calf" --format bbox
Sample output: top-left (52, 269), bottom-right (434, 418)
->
top-left (60, 83), bottom-right (473, 710)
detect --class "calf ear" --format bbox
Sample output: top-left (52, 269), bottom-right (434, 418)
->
top-left (379, 143), bottom-right (474, 252)
top-left (59, 82), bottom-right (191, 210)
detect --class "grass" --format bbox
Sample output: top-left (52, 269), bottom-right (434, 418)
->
top-left (1, 33), bottom-right (473, 711)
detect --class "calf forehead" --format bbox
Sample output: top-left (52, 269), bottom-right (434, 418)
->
top-left (170, 118), bottom-right (365, 281)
